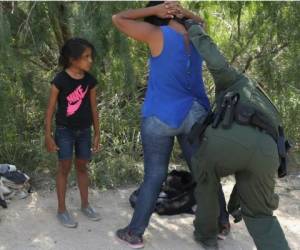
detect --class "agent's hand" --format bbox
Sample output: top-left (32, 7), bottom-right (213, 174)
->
top-left (174, 3), bottom-right (206, 29)
top-left (153, 2), bottom-right (180, 19)
top-left (45, 135), bottom-right (59, 152)
top-left (92, 134), bottom-right (101, 153)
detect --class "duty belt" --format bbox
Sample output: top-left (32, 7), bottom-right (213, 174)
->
top-left (189, 91), bottom-right (291, 178)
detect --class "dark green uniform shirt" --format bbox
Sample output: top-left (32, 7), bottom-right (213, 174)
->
top-left (188, 25), bottom-right (282, 130)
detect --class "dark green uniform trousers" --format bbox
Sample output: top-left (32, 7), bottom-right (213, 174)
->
top-left (191, 123), bottom-right (290, 250)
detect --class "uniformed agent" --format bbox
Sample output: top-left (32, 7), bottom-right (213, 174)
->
top-left (185, 20), bottom-right (290, 250)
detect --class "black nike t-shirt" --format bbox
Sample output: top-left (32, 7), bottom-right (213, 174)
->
top-left (51, 71), bottom-right (98, 129)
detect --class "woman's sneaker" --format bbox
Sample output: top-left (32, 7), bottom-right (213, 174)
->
top-left (57, 210), bottom-right (78, 228)
top-left (116, 227), bottom-right (144, 249)
top-left (81, 205), bottom-right (101, 221)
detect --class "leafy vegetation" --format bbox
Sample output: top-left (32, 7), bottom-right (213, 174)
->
top-left (0, 1), bottom-right (299, 188)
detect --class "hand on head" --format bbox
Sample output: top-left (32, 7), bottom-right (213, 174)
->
top-left (154, 1), bottom-right (182, 19)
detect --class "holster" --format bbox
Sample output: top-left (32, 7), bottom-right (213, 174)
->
top-left (212, 92), bottom-right (239, 129)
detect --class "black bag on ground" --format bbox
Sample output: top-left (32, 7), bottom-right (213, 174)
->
top-left (129, 170), bottom-right (196, 215)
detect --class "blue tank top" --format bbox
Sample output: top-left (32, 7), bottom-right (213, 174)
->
top-left (142, 26), bottom-right (210, 128)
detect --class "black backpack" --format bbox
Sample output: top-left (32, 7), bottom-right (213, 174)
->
top-left (129, 170), bottom-right (196, 215)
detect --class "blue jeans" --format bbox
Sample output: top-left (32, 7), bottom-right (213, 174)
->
top-left (128, 102), bottom-right (229, 235)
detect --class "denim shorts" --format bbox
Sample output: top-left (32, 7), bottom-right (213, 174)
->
top-left (54, 126), bottom-right (92, 161)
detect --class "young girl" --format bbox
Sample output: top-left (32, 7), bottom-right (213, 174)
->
top-left (45, 38), bottom-right (101, 228)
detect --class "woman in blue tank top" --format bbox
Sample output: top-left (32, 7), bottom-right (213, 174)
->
top-left (112, 2), bottom-right (229, 248)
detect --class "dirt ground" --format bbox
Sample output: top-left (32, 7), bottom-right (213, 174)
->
top-left (0, 174), bottom-right (300, 250)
